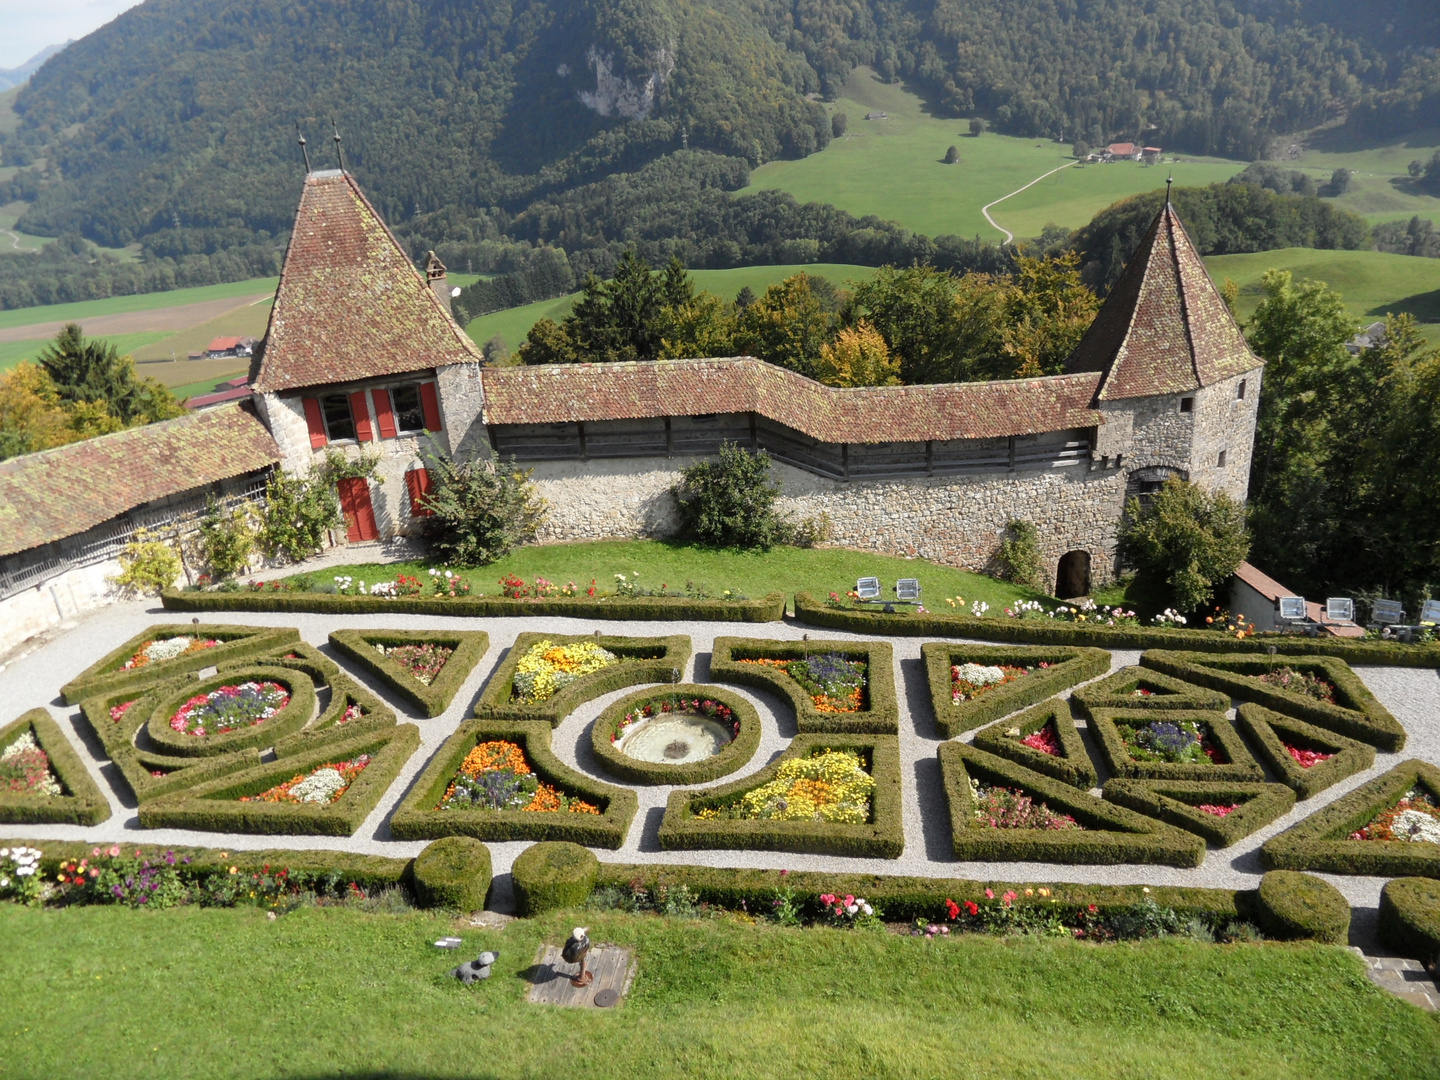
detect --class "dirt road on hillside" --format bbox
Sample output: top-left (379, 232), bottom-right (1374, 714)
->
top-left (0, 294), bottom-right (273, 344)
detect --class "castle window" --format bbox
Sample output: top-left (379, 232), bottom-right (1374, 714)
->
top-left (1179, 397), bottom-right (1194, 413)
top-left (1217, 449), bottom-right (1227, 468)
top-left (320, 394), bottom-right (356, 442)
top-left (1237, 379), bottom-right (1247, 400)
top-left (391, 384), bottom-right (425, 433)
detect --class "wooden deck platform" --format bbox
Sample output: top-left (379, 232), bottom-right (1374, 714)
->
top-left (526, 944), bottom-right (635, 1009)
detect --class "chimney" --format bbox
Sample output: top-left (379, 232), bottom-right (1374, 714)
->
top-left (425, 251), bottom-right (453, 317)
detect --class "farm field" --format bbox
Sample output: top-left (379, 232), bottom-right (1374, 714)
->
top-left (740, 68), bottom-right (1246, 242)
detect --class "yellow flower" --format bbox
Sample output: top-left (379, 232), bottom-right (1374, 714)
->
top-left (229, 866), bottom-right (238, 875)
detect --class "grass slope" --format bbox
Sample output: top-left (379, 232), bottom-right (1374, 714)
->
top-left (0, 277), bottom-right (279, 331)
top-left (302, 538), bottom-right (1049, 612)
top-left (740, 68), bottom-right (1246, 242)
top-left (1283, 127), bottom-right (1440, 230)
top-left (2, 905), bottom-right (1436, 1080)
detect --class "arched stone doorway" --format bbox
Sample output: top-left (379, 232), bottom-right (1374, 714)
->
top-left (1055, 550), bottom-right (1091, 599)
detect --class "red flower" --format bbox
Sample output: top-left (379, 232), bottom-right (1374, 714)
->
top-left (964, 900), bottom-right (979, 916)
top-left (945, 898), bottom-right (960, 920)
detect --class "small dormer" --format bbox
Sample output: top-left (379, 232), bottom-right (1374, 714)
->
top-left (426, 251), bottom-right (452, 317)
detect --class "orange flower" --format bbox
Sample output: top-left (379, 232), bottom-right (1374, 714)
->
top-left (460, 740), bottom-right (531, 777)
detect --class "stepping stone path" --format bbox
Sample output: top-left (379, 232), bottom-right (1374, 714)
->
top-left (1351, 948), bottom-right (1438, 1011)
top-left (527, 944), bottom-right (635, 1009)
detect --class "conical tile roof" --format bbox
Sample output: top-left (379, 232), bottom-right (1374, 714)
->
top-left (1065, 201), bottom-right (1258, 400)
top-left (252, 170), bottom-right (481, 393)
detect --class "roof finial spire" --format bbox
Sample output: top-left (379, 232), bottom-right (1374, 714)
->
top-left (1165, 174), bottom-right (1174, 205)
top-left (331, 118), bottom-right (346, 173)
top-left (295, 123), bottom-right (311, 174)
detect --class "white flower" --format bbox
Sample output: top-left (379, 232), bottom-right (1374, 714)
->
top-left (288, 767), bottom-right (348, 804)
top-left (846, 903), bottom-right (858, 915)
top-left (956, 663), bottom-right (1007, 686)
top-left (1394, 809), bottom-right (1440, 844)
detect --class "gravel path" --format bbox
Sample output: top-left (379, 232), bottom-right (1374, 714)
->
top-left (3, 599), bottom-right (1437, 911)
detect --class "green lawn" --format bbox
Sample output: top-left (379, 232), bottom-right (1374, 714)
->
top-left (296, 539), bottom-right (1050, 609)
top-left (0, 277), bottom-right (279, 331)
top-left (0, 331), bottom-right (173, 374)
top-left (2, 904), bottom-right (1435, 1080)
top-left (465, 264), bottom-right (880, 353)
top-left (739, 67), bottom-right (1246, 242)
top-left (1205, 247), bottom-right (1440, 345)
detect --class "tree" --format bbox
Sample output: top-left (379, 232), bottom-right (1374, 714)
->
top-left (734, 273), bottom-right (835, 378)
top-left (0, 362), bottom-right (81, 460)
top-left (814, 322), bottom-right (899, 386)
top-left (996, 519), bottom-right (1045, 590)
top-left (1322, 168), bottom-right (1352, 196)
top-left (36, 323), bottom-right (183, 425)
top-left (943, 145), bottom-right (960, 164)
top-left (256, 470), bottom-right (341, 564)
top-left (659, 291), bottom-right (738, 359)
top-left (198, 498), bottom-right (256, 580)
top-left (419, 448), bottom-right (546, 567)
top-left (1117, 477), bottom-right (1250, 613)
top-left (1072, 139), bottom-right (1091, 159)
top-left (994, 252), bottom-right (1100, 378)
top-left (672, 442), bottom-right (793, 550)
top-left (969, 118), bottom-right (987, 136)
top-left (831, 113), bottom-right (848, 138)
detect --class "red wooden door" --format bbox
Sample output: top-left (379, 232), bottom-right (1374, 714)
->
top-left (336, 477), bottom-right (379, 542)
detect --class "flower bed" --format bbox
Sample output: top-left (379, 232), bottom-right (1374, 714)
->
top-left (1102, 779), bottom-right (1296, 847)
top-left (710, 637), bottom-right (898, 735)
top-left (329, 629), bottom-right (490, 718)
top-left (1256, 666), bottom-right (1336, 704)
top-left (389, 720), bottom-right (636, 847)
top-left (1349, 790), bottom-right (1440, 844)
top-left (142, 666), bottom-right (315, 758)
top-left (590, 685), bottom-right (762, 785)
top-left (950, 662), bottom-right (1031, 703)
top-left (239, 754), bottom-right (372, 805)
top-left (167, 680), bottom-right (290, 737)
top-left (658, 734), bottom-right (904, 857)
top-left (0, 710), bottom-right (111, 825)
top-left (1086, 708), bottom-right (1264, 782)
top-left (1261, 759), bottom-right (1440, 877)
top-left (938, 743), bottom-right (1206, 867)
top-left (971, 700), bottom-right (1098, 789)
top-left (921, 642), bottom-right (1110, 738)
top-left (473, 633), bottom-right (692, 727)
top-left (1233, 703), bottom-right (1375, 801)
top-left (123, 635), bottom-right (219, 670)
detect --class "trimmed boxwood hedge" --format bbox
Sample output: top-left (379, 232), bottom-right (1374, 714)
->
top-left (162, 587), bottom-right (787, 622)
top-left (413, 837), bottom-right (493, 911)
top-left (921, 642), bottom-right (1110, 738)
top-left (142, 665), bottom-right (317, 758)
top-left (137, 723), bottom-right (420, 835)
top-left (61, 624), bottom-right (303, 705)
top-left (1071, 666), bottom-right (1229, 714)
top-left (0, 709), bottom-right (111, 825)
top-left (1255, 870), bottom-right (1351, 944)
top-left (710, 636), bottom-right (897, 734)
top-left (1102, 779), bottom-right (1296, 847)
top-left (1378, 878), bottom-right (1440, 964)
top-left (474, 633), bottom-right (692, 727)
top-left (1139, 650), bottom-right (1407, 752)
top-left (970, 699), bottom-right (1097, 789)
top-left (389, 719), bottom-right (637, 848)
top-left (792, 591), bottom-right (1440, 667)
top-left (511, 841), bottom-right (601, 916)
top-left (1085, 708), bottom-right (1264, 782)
top-left (593, 862), bottom-right (1252, 924)
top-left (1261, 759), bottom-right (1440, 877)
top-left (329, 629), bottom-right (490, 717)
top-left (938, 744), bottom-right (1206, 867)
top-left (589, 684), bottom-right (761, 785)
top-left (1234, 703), bottom-right (1376, 801)
top-left (657, 733), bottom-right (904, 858)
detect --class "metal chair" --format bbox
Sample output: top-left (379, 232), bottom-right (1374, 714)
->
top-left (1325, 598), bottom-right (1355, 623)
top-left (855, 577), bottom-right (882, 603)
top-left (895, 578), bottom-right (921, 604)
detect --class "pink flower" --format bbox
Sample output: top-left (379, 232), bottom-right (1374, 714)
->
top-left (984, 888), bottom-right (994, 899)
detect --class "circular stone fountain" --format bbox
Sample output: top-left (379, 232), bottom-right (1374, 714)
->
top-left (615, 712), bottom-right (734, 764)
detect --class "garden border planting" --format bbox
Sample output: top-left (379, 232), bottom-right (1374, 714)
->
top-left (389, 719), bottom-right (637, 848)
top-left (60, 624), bottom-right (302, 704)
top-left (1084, 708), bottom-right (1265, 782)
top-left (329, 629), bottom-right (490, 717)
top-left (137, 724), bottom-right (420, 836)
top-left (1260, 759), bottom-right (1440, 877)
top-left (1378, 878), bottom-right (1440, 964)
top-left (1101, 779), bottom-right (1296, 847)
top-left (710, 636), bottom-right (897, 734)
top-left (142, 665), bottom-right (317, 758)
top-left (1254, 871), bottom-right (1351, 945)
top-left (1234, 703), bottom-right (1376, 801)
top-left (162, 587), bottom-right (787, 622)
top-left (0, 709), bottom-right (111, 825)
top-left (589, 684), bottom-right (762, 785)
top-left (1071, 665), bottom-right (1229, 714)
top-left (970, 699), bottom-right (1097, 789)
top-left (1138, 650), bottom-right (1407, 751)
top-left (657, 733), bottom-right (904, 858)
top-left (220, 642), bottom-right (400, 748)
top-left (793, 591), bottom-right (1440, 666)
top-left (938, 744), bottom-right (1206, 867)
top-left (474, 633), bottom-right (691, 726)
top-left (921, 642), bottom-right (1109, 737)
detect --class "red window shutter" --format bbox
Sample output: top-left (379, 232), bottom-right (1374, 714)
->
top-left (419, 381), bottom-right (442, 432)
top-left (405, 468), bottom-right (433, 517)
top-left (372, 388), bottom-right (397, 439)
top-left (302, 397), bottom-right (327, 449)
top-left (348, 390), bottom-right (374, 442)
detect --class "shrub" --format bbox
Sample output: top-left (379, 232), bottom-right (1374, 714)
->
top-left (197, 498), bottom-right (256, 580)
top-left (1084, 708), bottom-right (1264, 782)
top-left (1254, 871), bottom-right (1351, 944)
top-left (710, 636), bottom-right (898, 734)
top-left (921, 642), bottom-right (1109, 737)
top-left (1102, 779), bottom-right (1296, 847)
top-left (328, 629), bottom-right (490, 717)
top-left (995, 519), bottom-right (1045, 591)
top-left (1071, 665), bottom-right (1229, 714)
top-left (938, 743), bottom-right (1206, 867)
top-left (1378, 878), bottom-right (1440, 964)
top-left (0, 710), bottom-right (111, 825)
top-left (511, 842), bottom-right (600, 916)
top-left (970, 699), bottom-right (1097, 788)
top-left (141, 666), bottom-right (317, 758)
top-left (944, 145), bottom-right (960, 164)
top-left (589, 684), bottom-right (762, 785)
top-left (1116, 476), bottom-right (1249, 612)
top-left (256, 469), bottom-right (340, 564)
top-left (673, 442), bottom-right (805, 550)
top-left (419, 447), bottom-right (545, 567)
top-left (109, 528), bottom-right (183, 596)
top-left (1234, 703), bottom-right (1375, 800)
top-left (412, 837), bottom-right (493, 911)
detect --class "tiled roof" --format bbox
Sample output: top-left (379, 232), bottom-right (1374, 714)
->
top-left (480, 358), bottom-right (1104, 443)
top-left (1065, 202), bottom-right (1260, 400)
top-left (0, 405), bottom-right (280, 557)
top-left (251, 170), bottom-right (481, 393)
top-left (1232, 560), bottom-right (1293, 602)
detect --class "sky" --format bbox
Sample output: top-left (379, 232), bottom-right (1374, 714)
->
top-left (0, 0), bottom-right (141, 71)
